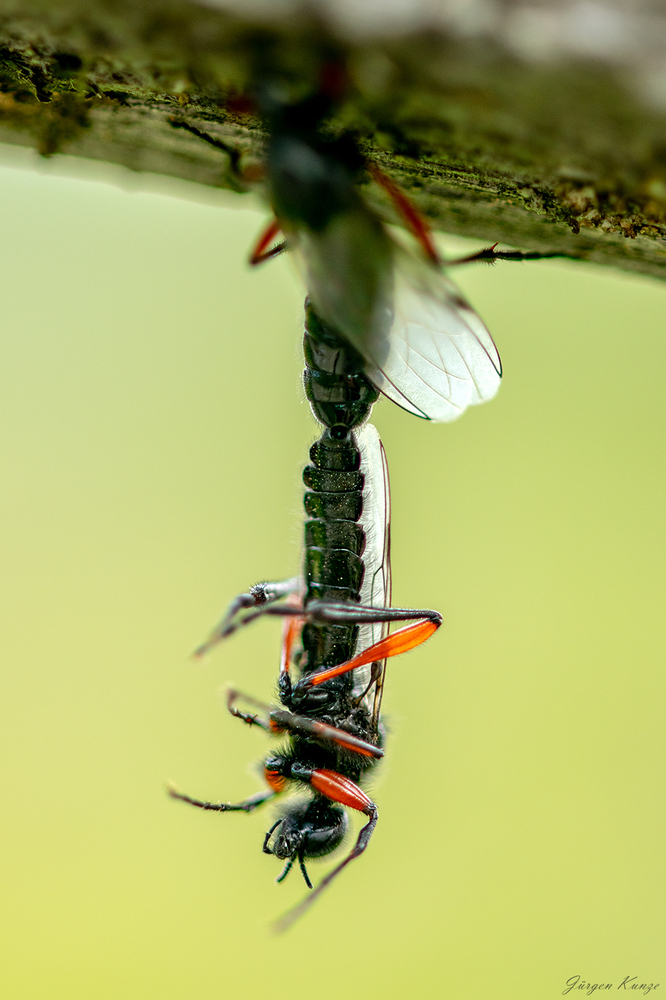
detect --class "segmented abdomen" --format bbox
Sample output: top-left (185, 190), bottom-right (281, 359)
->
top-left (301, 430), bottom-right (365, 678)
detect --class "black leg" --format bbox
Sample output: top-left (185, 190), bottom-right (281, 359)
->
top-left (239, 599), bottom-right (441, 629)
top-left (226, 688), bottom-right (272, 732)
top-left (224, 688), bottom-right (383, 758)
top-left (223, 686), bottom-right (384, 758)
top-left (263, 819), bottom-right (282, 853)
top-left (446, 244), bottom-right (569, 267)
top-left (167, 117), bottom-right (245, 188)
top-left (269, 707), bottom-right (384, 759)
top-left (306, 600), bottom-right (441, 628)
top-left (168, 785), bottom-right (275, 813)
top-left (194, 577), bottom-right (301, 656)
top-left (298, 852), bottom-right (313, 889)
top-left (251, 239), bottom-right (288, 264)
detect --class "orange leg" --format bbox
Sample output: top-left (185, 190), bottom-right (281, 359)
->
top-left (224, 688), bottom-right (384, 759)
top-left (249, 218), bottom-right (288, 265)
top-left (280, 604), bottom-right (304, 677)
top-left (367, 162), bottom-right (440, 265)
top-left (270, 708), bottom-right (383, 759)
top-left (303, 617), bottom-right (441, 689)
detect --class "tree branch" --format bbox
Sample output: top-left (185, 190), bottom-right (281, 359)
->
top-left (1, 0), bottom-right (665, 279)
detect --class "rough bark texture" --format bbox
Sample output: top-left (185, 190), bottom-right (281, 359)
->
top-left (1, 0), bottom-right (665, 280)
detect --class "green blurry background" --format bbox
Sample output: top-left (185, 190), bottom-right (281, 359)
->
top-left (0, 147), bottom-right (663, 1000)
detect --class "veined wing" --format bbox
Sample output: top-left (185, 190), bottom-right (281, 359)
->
top-left (354, 422), bottom-right (391, 726)
top-left (290, 215), bottom-right (501, 424)
top-left (362, 257), bottom-right (502, 422)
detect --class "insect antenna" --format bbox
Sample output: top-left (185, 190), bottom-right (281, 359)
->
top-left (273, 807), bottom-right (378, 934)
top-left (298, 852), bottom-right (313, 889)
top-left (276, 858), bottom-right (294, 883)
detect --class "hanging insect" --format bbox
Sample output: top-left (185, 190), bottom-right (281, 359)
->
top-left (169, 300), bottom-right (442, 930)
top-left (248, 73), bottom-right (564, 420)
top-left (169, 68), bottom-right (562, 928)
top-left (248, 77), bottom-right (510, 423)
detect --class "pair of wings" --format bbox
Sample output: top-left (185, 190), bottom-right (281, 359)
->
top-left (289, 208), bottom-right (502, 423)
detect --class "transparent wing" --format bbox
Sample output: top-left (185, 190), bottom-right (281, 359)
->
top-left (353, 422), bottom-right (391, 723)
top-left (362, 255), bottom-right (502, 422)
top-left (290, 215), bottom-right (501, 424)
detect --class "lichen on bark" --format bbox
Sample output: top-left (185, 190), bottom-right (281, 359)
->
top-left (0, 0), bottom-right (665, 280)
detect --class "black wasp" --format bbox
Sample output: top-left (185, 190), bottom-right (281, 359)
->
top-left (170, 298), bottom-right (441, 929)
top-left (170, 72), bottom-right (546, 928)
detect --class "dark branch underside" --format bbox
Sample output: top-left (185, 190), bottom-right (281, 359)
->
top-left (0, 0), bottom-right (665, 280)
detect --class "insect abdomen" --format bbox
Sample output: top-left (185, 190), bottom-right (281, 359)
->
top-left (303, 432), bottom-right (365, 604)
top-left (301, 429), bottom-right (365, 673)
top-left (303, 302), bottom-right (379, 433)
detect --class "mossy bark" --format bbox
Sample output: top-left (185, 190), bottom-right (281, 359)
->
top-left (1, 0), bottom-right (665, 280)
